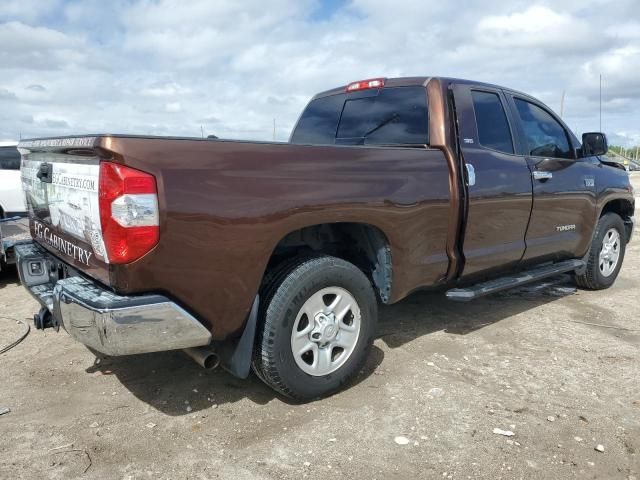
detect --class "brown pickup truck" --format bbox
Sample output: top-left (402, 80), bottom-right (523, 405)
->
top-left (16, 76), bottom-right (635, 400)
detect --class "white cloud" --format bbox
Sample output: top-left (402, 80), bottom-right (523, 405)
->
top-left (0, 21), bottom-right (88, 67)
top-left (0, 0), bottom-right (638, 146)
top-left (142, 82), bottom-right (191, 97)
top-left (582, 46), bottom-right (640, 99)
top-left (0, 0), bottom-right (62, 23)
top-left (164, 102), bottom-right (182, 113)
top-left (476, 6), bottom-right (599, 53)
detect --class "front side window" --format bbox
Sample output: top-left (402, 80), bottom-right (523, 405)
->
top-left (514, 99), bottom-right (572, 159)
top-left (471, 91), bottom-right (514, 154)
top-left (0, 147), bottom-right (20, 170)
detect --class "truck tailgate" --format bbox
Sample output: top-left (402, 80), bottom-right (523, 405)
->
top-left (20, 137), bottom-right (110, 284)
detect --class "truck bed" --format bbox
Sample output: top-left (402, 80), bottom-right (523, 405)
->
top-left (19, 135), bottom-right (456, 340)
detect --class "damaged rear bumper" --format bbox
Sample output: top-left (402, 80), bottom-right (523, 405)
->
top-left (15, 241), bottom-right (211, 356)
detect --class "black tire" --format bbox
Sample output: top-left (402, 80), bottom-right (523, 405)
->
top-left (575, 213), bottom-right (627, 290)
top-left (252, 255), bottom-right (378, 401)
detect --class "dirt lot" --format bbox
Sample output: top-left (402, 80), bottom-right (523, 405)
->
top-left (1, 175), bottom-right (639, 480)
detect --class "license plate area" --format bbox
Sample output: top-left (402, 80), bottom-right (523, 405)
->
top-left (16, 242), bottom-right (79, 289)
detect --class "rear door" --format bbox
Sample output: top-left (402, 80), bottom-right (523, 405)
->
top-left (451, 84), bottom-right (533, 277)
top-left (506, 95), bottom-right (597, 262)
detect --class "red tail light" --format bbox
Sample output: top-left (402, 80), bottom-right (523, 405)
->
top-left (346, 78), bottom-right (385, 92)
top-left (99, 162), bottom-right (159, 264)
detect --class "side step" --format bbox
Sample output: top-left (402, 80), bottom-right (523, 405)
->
top-left (446, 259), bottom-right (585, 302)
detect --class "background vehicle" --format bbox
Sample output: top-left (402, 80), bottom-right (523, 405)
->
top-left (0, 141), bottom-right (25, 217)
top-left (15, 77), bottom-right (635, 400)
top-left (628, 161), bottom-right (640, 172)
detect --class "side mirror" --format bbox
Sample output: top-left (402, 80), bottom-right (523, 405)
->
top-left (582, 132), bottom-right (608, 157)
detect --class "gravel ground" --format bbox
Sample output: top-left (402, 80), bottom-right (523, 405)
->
top-left (0, 174), bottom-right (638, 480)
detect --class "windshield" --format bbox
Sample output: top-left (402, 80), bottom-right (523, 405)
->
top-left (0, 146), bottom-right (20, 170)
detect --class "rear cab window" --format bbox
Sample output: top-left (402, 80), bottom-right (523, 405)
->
top-left (291, 86), bottom-right (428, 146)
top-left (0, 146), bottom-right (20, 170)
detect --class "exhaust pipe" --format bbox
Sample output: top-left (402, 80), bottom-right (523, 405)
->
top-left (183, 346), bottom-right (220, 369)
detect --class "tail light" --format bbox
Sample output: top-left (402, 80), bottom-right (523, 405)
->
top-left (346, 78), bottom-right (385, 92)
top-left (99, 162), bottom-right (159, 264)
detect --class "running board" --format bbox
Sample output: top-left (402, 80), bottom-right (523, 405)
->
top-left (446, 259), bottom-right (585, 302)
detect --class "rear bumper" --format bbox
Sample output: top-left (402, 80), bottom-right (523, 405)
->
top-left (15, 241), bottom-right (211, 356)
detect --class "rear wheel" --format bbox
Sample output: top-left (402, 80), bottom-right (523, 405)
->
top-left (575, 213), bottom-right (626, 290)
top-left (252, 255), bottom-right (377, 401)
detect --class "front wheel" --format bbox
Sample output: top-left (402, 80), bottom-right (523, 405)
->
top-left (575, 213), bottom-right (627, 290)
top-left (252, 255), bottom-right (377, 401)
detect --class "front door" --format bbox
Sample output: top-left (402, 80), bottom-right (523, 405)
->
top-left (451, 84), bottom-right (533, 277)
top-left (505, 95), bottom-right (597, 262)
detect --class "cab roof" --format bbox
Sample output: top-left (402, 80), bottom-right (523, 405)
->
top-left (312, 76), bottom-right (537, 103)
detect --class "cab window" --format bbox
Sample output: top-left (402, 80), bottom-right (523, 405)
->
top-left (0, 146), bottom-right (20, 170)
top-left (471, 91), bottom-right (514, 154)
top-left (336, 87), bottom-right (428, 146)
top-left (291, 86), bottom-right (428, 146)
top-left (514, 99), bottom-right (572, 159)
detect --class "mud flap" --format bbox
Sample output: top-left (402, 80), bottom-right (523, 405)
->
top-left (214, 296), bottom-right (259, 379)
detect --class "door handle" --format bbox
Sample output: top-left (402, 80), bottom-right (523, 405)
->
top-left (532, 170), bottom-right (552, 181)
top-left (465, 163), bottom-right (476, 186)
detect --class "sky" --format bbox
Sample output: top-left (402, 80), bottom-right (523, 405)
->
top-left (0, 0), bottom-right (639, 146)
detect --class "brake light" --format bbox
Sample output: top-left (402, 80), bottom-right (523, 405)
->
top-left (98, 162), bottom-right (159, 264)
top-left (345, 78), bottom-right (385, 92)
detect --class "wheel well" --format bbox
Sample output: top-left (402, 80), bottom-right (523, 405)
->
top-left (601, 199), bottom-right (634, 242)
top-left (266, 223), bottom-right (392, 303)
top-left (601, 199), bottom-right (634, 219)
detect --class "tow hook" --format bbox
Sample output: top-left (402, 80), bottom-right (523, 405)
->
top-left (33, 307), bottom-right (55, 330)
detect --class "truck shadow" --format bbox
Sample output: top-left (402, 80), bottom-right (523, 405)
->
top-left (86, 344), bottom-right (386, 413)
top-left (377, 274), bottom-right (577, 348)
top-left (0, 264), bottom-right (19, 290)
top-left (87, 274), bottom-right (576, 415)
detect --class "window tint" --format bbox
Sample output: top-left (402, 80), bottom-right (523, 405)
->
top-left (514, 99), bottom-right (572, 159)
top-left (471, 91), bottom-right (514, 154)
top-left (290, 86), bottom-right (428, 146)
top-left (290, 94), bottom-right (345, 144)
top-left (336, 87), bottom-right (428, 145)
top-left (0, 146), bottom-right (20, 170)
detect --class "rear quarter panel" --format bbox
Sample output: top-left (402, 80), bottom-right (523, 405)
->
top-left (102, 137), bottom-right (453, 339)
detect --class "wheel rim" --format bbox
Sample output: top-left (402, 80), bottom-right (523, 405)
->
top-left (599, 228), bottom-right (621, 277)
top-left (290, 286), bottom-right (361, 377)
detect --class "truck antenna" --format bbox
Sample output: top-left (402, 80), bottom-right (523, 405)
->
top-left (599, 74), bottom-right (602, 132)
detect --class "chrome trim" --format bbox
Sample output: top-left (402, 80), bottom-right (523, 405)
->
top-left (466, 163), bottom-right (476, 187)
top-left (532, 170), bottom-right (553, 181)
top-left (54, 282), bottom-right (212, 355)
top-left (16, 241), bottom-right (212, 356)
